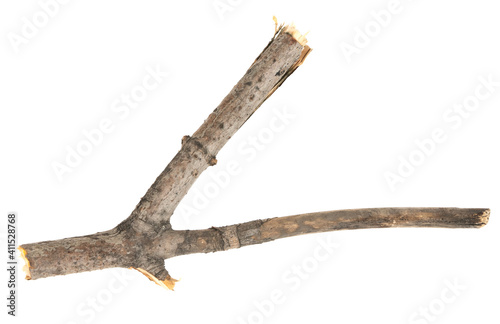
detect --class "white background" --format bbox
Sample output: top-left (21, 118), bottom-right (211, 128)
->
top-left (1, 0), bottom-right (499, 323)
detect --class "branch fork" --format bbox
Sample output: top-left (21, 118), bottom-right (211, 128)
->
top-left (19, 19), bottom-right (489, 291)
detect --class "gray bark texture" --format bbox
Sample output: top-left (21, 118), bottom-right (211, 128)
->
top-left (19, 23), bottom-right (489, 290)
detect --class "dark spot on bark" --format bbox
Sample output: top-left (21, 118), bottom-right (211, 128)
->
top-left (237, 105), bottom-right (242, 111)
top-left (244, 81), bottom-right (252, 86)
top-left (249, 94), bottom-right (255, 101)
top-left (258, 76), bottom-right (263, 82)
top-left (273, 58), bottom-right (276, 63)
top-left (275, 70), bottom-right (283, 76)
top-left (219, 123), bottom-right (224, 129)
top-left (194, 140), bottom-right (203, 149)
top-left (255, 86), bottom-right (260, 91)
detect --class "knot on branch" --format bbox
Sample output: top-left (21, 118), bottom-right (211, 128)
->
top-left (211, 225), bottom-right (241, 250)
top-left (181, 135), bottom-right (190, 146)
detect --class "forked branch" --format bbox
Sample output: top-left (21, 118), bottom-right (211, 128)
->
top-left (19, 20), bottom-right (489, 291)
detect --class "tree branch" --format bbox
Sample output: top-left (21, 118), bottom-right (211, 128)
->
top-left (170, 207), bottom-right (490, 256)
top-left (117, 23), bottom-right (311, 233)
top-left (20, 22), bottom-right (312, 287)
top-left (19, 20), bottom-right (489, 292)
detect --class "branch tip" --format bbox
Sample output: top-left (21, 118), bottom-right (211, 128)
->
top-left (477, 208), bottom-right (490, 227)
top-left (283, 23), bottom-right (308, 46)
top-left (18, 246), bottom-right (32, 280)
top-left (272, 16), bottom-right (308, 46)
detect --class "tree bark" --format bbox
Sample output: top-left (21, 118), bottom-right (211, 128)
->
top-left (19, 22), bottom-right (489, 291)
top-left (168, 207), bottom-right (490, 256)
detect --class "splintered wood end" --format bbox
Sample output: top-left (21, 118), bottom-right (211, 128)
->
top-left (132, 267), bottom-right (179, 291)
top-left (18, 246), bottom-right (32, 280)
top-left (273, 16), bottom-right (309, 46)
top-left (283, 23), bottom-right (308, 46)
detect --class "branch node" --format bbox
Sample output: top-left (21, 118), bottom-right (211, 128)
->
top-left (212, 225), bottom-right (241, 250)
top-left (181, 135), bottom-right (190, 146)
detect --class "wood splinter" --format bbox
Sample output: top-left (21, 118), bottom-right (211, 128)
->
top-left (19, 19), bottom-right (489, 291)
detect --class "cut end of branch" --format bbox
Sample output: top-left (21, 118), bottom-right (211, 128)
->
top-left (259, 17), bottom-right (312, 103)
top-left (273, 16), bottom-right (308, 46)
top-left (18, 246), bottom-right (32, 280)
top-left (283, 23), bottom-right (308, 46)
top-left (132, 267), bottom-right (179, 291)
top-left (476, 208), bottom-right (490, 228)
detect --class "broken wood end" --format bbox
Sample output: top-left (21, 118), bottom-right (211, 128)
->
top-left (283, 23), bottom-right (308, 46)
top-left (132, 267), bottom-right (179, 291)
top-left (18, 246), bottom-right (32, 280)
top-left (476, 208), bottom-right (490, 228)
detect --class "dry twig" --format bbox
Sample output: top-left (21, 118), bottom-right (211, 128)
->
top-left (20, 20), bottom-right (489, 290)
